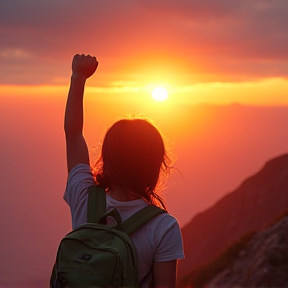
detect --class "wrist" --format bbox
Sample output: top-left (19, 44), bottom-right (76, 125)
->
top-left (71, 73), bottom-right (87, 83)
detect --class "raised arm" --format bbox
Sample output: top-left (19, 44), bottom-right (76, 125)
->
top-left (64, 54), bottom-right (98, 173)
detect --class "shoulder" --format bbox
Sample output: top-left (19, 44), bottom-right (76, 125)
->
top-left (134, 209), bottom-right (182, 242)
top-left (135, 210), bottom-right (184, 262)
top-left (67, 163), bottom-right (94, 182)
top-left (150, 211), bottom-right (181, 234)
top-left (67, 163), bottom-right (95, 188)
top-left (153, 212), bottom-right (184, 261)
top-left (64, 164), bottom-right (95, 206)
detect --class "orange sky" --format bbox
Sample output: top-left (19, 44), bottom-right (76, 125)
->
top-left (1, 0), bottom-right (288, 219)
top-left (1, 0), bottom-right (288, 225)
top-left (1, 1), bottom-right (288, 106)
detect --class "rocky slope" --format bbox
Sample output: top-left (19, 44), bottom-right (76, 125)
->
top-left (205, 214), bottom-right (288, 288)
top-left (179, 154), bottom-right (288, 281)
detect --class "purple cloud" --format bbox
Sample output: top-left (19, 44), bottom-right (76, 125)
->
top-left (0, 0), bottom-right (287, 84)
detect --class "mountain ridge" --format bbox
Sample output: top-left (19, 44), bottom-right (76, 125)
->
top-left (206, 213), bottom-right (288, 287)
top-left (179, 153), bottom-right (288, 281)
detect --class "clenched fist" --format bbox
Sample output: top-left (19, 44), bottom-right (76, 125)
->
top-left (72, 54), bottom-right (98, 79)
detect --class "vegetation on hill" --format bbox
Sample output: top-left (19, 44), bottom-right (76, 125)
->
top-left (265, 209), bottom-right (288, 228)
top-left (181, 209), bottom-right (288, 288)
top-left (180, 230), bottom-right (255, 288)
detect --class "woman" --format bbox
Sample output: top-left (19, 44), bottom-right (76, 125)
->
top-left (64, 54), bottom-right (184, 287)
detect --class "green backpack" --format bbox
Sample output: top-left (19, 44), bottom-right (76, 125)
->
top-left (50, 185), bottom-right (166, 288)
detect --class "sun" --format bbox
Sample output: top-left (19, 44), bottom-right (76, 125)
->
top-left (151, 86), bottom-right (168, 102)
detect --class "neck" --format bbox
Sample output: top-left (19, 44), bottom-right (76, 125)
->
top-left (109, 187), bottom-right (140, 202)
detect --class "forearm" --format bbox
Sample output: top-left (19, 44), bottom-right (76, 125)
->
top-left (64, 54), bottom-right (97, 172)
top-left (64, 74), bottom-right (87, 136)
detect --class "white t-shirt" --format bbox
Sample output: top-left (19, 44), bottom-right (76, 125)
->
top-left (64, 164), bottom-right (184, 287)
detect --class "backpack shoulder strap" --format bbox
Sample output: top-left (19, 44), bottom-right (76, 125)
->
top-left (87, 185), bottom-right (106, 223)
top-left (118, 205), bottom-right (167, 235)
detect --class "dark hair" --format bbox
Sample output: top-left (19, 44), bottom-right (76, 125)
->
top-left (94, 117), bottom-right (172, 209)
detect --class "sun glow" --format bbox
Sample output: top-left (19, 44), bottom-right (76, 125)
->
top-left (151, 86), bottom-right (168, 102)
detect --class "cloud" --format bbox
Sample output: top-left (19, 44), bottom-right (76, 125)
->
top-left (0, 0), bottom-right (288, 85)
top-left (0, 48), bottom-right (32, 59)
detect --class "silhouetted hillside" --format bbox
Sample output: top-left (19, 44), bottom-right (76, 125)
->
top-left (179, 154), bottom-right (288, 282)
top-left (204, 213), bottom-right (288, 288)
top-left (181, 211), bottom-right (288, 288)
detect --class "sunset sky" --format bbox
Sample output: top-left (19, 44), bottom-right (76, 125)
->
top-left (1, 0), bottom-right (288, 105)
top-left (1, 1), bottom-right (288, 286)
top-left (1, 0), bottom-right (288, 225)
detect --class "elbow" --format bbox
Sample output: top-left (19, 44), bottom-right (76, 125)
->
top-left (64, 125), bottom-right (83, 139)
